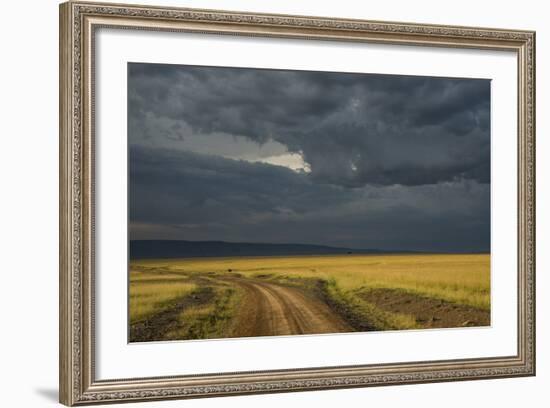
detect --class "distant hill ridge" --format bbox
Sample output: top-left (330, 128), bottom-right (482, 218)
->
top-left (129, 240), bottom-right (400, 259)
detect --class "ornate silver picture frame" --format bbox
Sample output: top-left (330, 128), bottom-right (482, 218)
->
top-left (59, 1), bottom-right (535, 405)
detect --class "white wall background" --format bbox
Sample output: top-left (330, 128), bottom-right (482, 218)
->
top-left (0, 0), bottom-right (546, 407)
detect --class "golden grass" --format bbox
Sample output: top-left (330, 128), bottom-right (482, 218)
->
top-left (132, 253), bottom-right (490, 310)
top-left (129, 269), bottom-right (197, 324)
top-left (325, 280), bottom-right (419, 330)
top-left (165, 286), bottom-right (243, 340)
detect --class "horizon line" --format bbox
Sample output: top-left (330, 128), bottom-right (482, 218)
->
top-left (129, 239), bottom-right (490, 255)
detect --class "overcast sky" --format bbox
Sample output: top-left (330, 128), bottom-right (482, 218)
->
top-left (128, 63), bottom-right (490, 252)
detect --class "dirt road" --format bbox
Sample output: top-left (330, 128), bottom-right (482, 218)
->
top-left (129, 276), bottom-right (352, 342)
top-left (229, 278), bottom-right (352, 337)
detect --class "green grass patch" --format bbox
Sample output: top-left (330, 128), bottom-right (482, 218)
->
top-left (324, 278), bottom-right (418, 331)
top-left (165, 285), bottom-right (243, 340)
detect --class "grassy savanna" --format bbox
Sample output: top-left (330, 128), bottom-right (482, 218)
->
top-left (129, 254), bottom-right (490, 342)
top-left (129, 272), bottom-right (197, 325)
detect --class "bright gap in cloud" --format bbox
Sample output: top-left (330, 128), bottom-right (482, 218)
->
top-left (244, 152), bottom-right (311, 173)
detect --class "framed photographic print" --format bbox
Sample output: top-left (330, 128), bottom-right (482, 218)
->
top-left (59, 1), bottom-right (536, 405)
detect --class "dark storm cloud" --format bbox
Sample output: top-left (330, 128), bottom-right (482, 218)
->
top-left (128, 63), bottom-right (491, 251)
top-left (128, 63), bottom-right (490, 187)
top-left (129, 145), bottom-right (350, 226)
top-left (129, 146), bottom-right (489, 252)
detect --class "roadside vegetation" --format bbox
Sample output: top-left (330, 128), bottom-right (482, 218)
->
top-left (165, 285), bottom-right (243, 340)
top-left (129, 269), bottom-right (197, 325)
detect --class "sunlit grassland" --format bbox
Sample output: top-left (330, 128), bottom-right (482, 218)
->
top-left (132, 253), bottom-right (490, 311)
top-left (129, 268), bottom-right (197, 324)
top-left (165, 285), bottom-right (243, 340)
